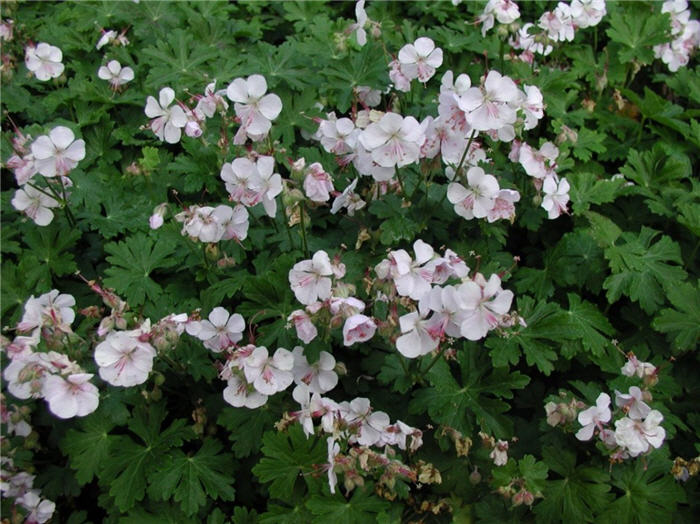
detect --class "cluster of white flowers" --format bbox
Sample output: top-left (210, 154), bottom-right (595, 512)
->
top-left (24, 42), bottom-right (63, 81)
top-left (653, 0), bottom-right (700, 72)
top-left (8, 125), bottom-right (85, 226)
top-left (286, 250), bottom-right (377, 346)
top-left (575, 355), bottom-right (665, 459)
top-left (510, 140), bottom-right (570, 219)
top-left (1, 457), bottom-right (56, 524)
top-left (376, 240), bottom-right (517, 358)
top-left (2, 291), bottom-right (99, 420)
top-left (174, 204), bottom-right (249, 243)
top-left (509, 0), bottom-right (607, 62)
top-left (95, 25), bottom-right (133, 89)
top-left (389, 37), bottom-right (444, 91)
top-left (94, 312), bottom-right (187, 387)
top-left (478, 0), bottom-right (521, 37)
top-left (220, 155), bottom-right (282, 218)
top-left (186, 307), bottom-right (245, 352)
top-left (144, 74), bottom-right (280, 145)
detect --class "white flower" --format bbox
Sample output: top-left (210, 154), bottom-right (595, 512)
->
top-left (342, 314), bottom-right (377, 346)
top-left (17, 290), bottom-right (75, 333)
top-left (303, 162), bottom-right (334, 203)
top-left (194, 80), bottom-right (229, 119)
top-left (16, 491), bottom-right (55, 524)
top-left (575, 392), bottom-right (611, 441)
top-left (359, 112), bottom-right (425, 168)
top-left (243, 346), bottom-right (295, 396)
top-left (318, 116), bottom-right (359, 155)
top-left (614, 386), bottom-right (651, 420)
top-left (96, 29), bottom-right (117, 49)
top-left (289, 251), bottom-right (334, 305)
top-left (541, 176), bottom-right (570, 219)
top-left (186, 307), bottom-right (244, 352)
top-left (331, 178), bottom-right (365, 215)
top-left (352, 0), bottom-right (368, 46)
top-left (398, 37), bottom-right (443, 83)
top-left (94, 331), bottom-right (156, 387)
top-left (30, 126), bottom-right (86, 177)
top-left (11, 185), bottom-right (60, 226)
top-left (226, 74), bottom-right (282, 144)
top-left (97, 60), bottom-right (134, 88)
top-left (447, 167), bottom-right (500, 220)
top-left (288, 309), bottom-right (318, 344)
top-left (292, 347), bottom-right (338, 394)
top-left (144, 87), bottom-right (187, 144)
top-left (396, 311), bottom-right (440, 358)
top-left (614, 410), bottom-right (666, 457)
top-left (456, 70), bottom-right (521, 132)
top-left (25, 42), bottom-right (64, 81)
top-left (223, 375), bottom-right (268, 409)
top-left (42, 373), bottom-right (99, 419)
top-left (458, 273), bottom-right (514, 340)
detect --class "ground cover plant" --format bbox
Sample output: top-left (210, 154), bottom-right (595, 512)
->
top-left (1, 0), bottom-right (699, 522)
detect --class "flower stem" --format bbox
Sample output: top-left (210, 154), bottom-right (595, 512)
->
top-left (419, 346), bottom-right (445, 379)
top-left (455, 130), bottom-right (477, 182)
top-left (394, 165), bottom-right (406, 195)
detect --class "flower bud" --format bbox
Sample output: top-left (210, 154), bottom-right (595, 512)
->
top-left (469, 467), bottom-right (481, 484)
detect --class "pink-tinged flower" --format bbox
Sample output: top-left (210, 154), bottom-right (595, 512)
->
top-left (621, 355), bottom-right (657, 379)
top-left (30, 126), bottom-right (85, 177)
top-left (447, 167), bottom-right (500, 220)
top-left (97, 60), bottom-right (134, 88)
top-left (94, 331), bottom-right (156, 387)
top-left (248, 156), bottom-right (283, 217)
top-left (426, 249), bottom-right (470, 284)
top-left (388, 59), bottom-right (413, 92)
top-left (359, 112), bottom-right (425, 168)
top-left (541, 176), bottom-right (570, 219)
top-left (223, 374), bottom-right (268, 408)
top-left (226, 74), bottom-right (282, 144)
top-left (343, 397), bottom-right (390, 447)
top-left (25, 43), bottom-right (63, 81)
top-left (318, 116), bottom-right (359, 155)
top-left (575, 392), bottom-right (611, 441)
top-left (219, 204), bottom-right (250, 241)
top-left (288, 309), bottom-right (318, 344)
top-left (96, 29), bottom-right (117, 49)
top-left (521, 85), bottom-right (544, 130)
top-left (356, 85), bottom-right (381, 107)
top-left (519, 141), bottom-right (558, 179)
top-left (327, 437), bottom-right (340, 494)
top-left (615, 386), bottom-right (651, 420)
top-left (343, 314), bottom-right (377, 346)
top-left (243, 346), bottom-right (295, 396)
top-left (456, 71), bottom-right (521, 132)
top-left (11, 186), bottom-right (60, 226)
top-left (352, 0), bottom-right (368, 46)
top-left (220, 157), bottom-right (260, 206)
top-left (17, 290), bottom-right (75, 333)
top-left (7, 153), bottom-right (38, 185)
top-left (479, 0), bottom-right (521, 36)
top-left (392, 239), bottom-right (435, 300)
top-left (331, 178), bottom-right (365, 215)
top-left (539, 3), bottom-right (575, 42)
top-left (303, 162), bottom-right (334, 203)
top-left (3, 354), bottom-right (49, 400)
top-left (398, 37), bottom-right (443, 83)
top-left (144, 87), bottom-right (187, 144)
top-left (292, 347), bottom-right (338, 394)
top-left (570, 0), bottom-right (606, 28)
top-left (42, 373), bottom-right (99, 419)
top-left (458, 273), bottom-right (514, 340)
top-left (396, 311), bottom-right (440, 358)
top-left (149, 203), bottom-right (168, 230)
top-left (289, 250), bottom-right (334, 305)
top-left (16, 491), bottom-right (55, 524)
top-left (0, 19), bottom-right (14, 41)
top-left (186, 307), bottom-right (244, 352)
top-left (194, 81), bottom-right (229, 119)
top-left (487, 189), bottom-right (520, 223)
top-left (614, 410), bottom-right (666, 457)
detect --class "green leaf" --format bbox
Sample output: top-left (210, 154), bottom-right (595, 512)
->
top-left (564, 293), bottom-right (615, 358)
top-left (252, 425), bottom-right (326, 501)
top-left (606, 6), bottom-right (670, 64)
top-left (377, 354), bottom-right (413, 394)
top-left (149, 439), bottom-right (236, 516)
top-left (652, 281), bottom-right (700, 353)
top-left (567, 172), bottom-right (625, 214)
top-left (21, 226), bottom-right (80, 278)
top-left (217, 406), bottom-right (278, 458)
top-left (599, 459), bottom-right (685, 524)
top-left (534, 446), bottom-right (613, 523)
top-left (603, 227), bottom-right (687, 314)
top-left (306, 486), bottom-right (390, 524)
top-left (61, 415), bottom-right (116, 485)
top-left (570, 128), bottom-right (607, 162)
top-left (103, 232), bottom-right (178, 306)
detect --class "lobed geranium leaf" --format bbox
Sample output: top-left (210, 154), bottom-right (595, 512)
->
top-left (306, 486), bottom-right (390, 524)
